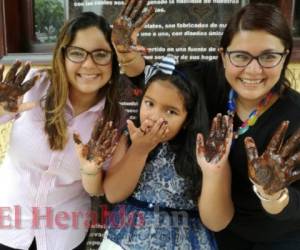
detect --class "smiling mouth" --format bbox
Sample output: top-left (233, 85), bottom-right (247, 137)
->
top-left (240, 78), bottom-right (264, 86)
top-left (77, 73), bottom-right (100, 80)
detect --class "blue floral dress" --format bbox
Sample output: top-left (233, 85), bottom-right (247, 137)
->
top-left (105, 143), bottom-right (217, 250)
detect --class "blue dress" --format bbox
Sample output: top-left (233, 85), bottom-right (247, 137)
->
top-left (105, 143), bottom-right (217, 250)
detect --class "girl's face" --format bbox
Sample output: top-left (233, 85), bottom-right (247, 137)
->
top-left (140, 79), bottom-right (188, 141)
top-left (65, 26), bottom-right (112, 102)
top-left (221, 30), bottom-right (287, 106)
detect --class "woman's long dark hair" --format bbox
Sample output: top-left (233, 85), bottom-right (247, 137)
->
top-left (138, 69), bottom-right (209, 201)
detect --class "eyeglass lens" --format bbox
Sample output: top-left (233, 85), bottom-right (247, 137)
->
top-left (227, 51), bottom-right (285, 68)
top-left (66, 46), bottom-right (112, 65)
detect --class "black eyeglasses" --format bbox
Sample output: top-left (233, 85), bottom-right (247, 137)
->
top-left (226, 50), bottom-right (288, 68)
top-left (64, 46), bottom-right (112, 66)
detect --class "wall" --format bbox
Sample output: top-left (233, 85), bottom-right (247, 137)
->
top-left (289, 63), bottom-right (300, 91)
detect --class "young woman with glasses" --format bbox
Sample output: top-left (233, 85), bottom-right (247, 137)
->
top-left (0, 2), bottom-right (153, 249)
top-left (127, 3), bottom-right (300, 250)
top-left (213, 4), bottom-right (300, 250)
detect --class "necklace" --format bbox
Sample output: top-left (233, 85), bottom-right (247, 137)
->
top-left (227, 89), bottom-right (274, 138)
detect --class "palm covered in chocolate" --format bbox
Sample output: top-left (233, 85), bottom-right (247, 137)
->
top-left (245, 121), bottom-right (300, 195)
top-left (0, 61), bottom-right (38, 112)
top-left (112, 0), bottom-right (155, 52)
top-left (74, 118), bottom-right (119, 170)
top-left (197, 114), bottom-right (233, 165)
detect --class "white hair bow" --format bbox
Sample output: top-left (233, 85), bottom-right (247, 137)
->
top-left (144, 55), bottom-right (177, 84)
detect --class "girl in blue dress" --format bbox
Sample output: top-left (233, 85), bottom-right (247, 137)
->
top-left (99, 57), bottom-right (234, 250)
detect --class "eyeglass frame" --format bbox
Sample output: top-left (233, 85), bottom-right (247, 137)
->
top-left (64, 46), bottom-right (113, 66)
top-left (225, 50), bottom-right (288, 68)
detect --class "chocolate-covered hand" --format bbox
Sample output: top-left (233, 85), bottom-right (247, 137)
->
top-left (127, 118), bottom-right (168, 154)
top-left (245, 121), bottom-right (300, 195)
top-left (112, 0), bottom-right (155, 53)
top-left (74, 118), bottom-right (119, 173)
top-left (197, 114), bottom-right (233, 166)
top-left (0, 61), bottom-right (38, 112)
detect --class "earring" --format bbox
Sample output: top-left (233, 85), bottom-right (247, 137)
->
top-left (108, 79), bottom-right (112, 85)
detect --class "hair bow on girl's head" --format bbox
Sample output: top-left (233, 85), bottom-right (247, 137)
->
top-left (144, 55), bottom-right (177, 84)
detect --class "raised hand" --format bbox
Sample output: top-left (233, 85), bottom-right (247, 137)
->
top-left (0, 61), bottom-right (38, 113)
top-left (127, 118), bottom-right (168, 153)
top-left (245, 121), bottom-right (300, 195)
top-left (112, 0), bottom-right (155, 53)
top-left (196, 114), bottom-right (233, 168)
top-left (74, 118), bottom-right (119, 174)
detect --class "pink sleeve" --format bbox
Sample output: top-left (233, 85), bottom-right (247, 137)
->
top-left (0, 113), bottom-right (19, 124)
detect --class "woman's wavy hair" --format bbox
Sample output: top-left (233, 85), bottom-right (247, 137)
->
top-left (44, 12), bottom-right (121, 150)
top-left (217, 3), bottom-right (294, 93)
top-left (137, 70), bottom-right (209, 201)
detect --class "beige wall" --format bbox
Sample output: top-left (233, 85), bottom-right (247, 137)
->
top-left (289, 63), bottom-right (300, 91)
top-left (0, 122), bottom-right (11, 164)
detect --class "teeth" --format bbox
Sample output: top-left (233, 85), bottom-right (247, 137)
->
top-left (240, 78), bottom-right (262, 84)
top-left (79, 74), bottom-right (98, 79)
